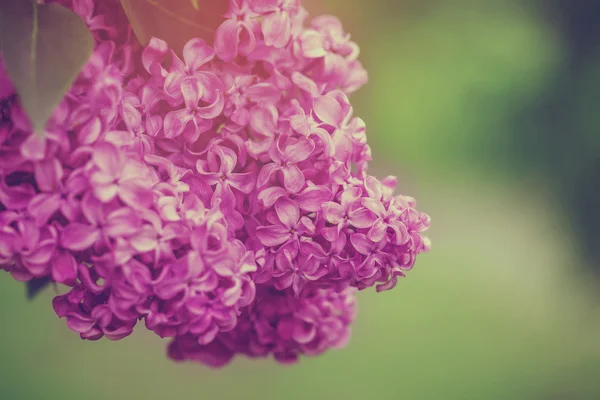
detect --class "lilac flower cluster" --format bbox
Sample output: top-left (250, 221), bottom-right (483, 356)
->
top-left (0, 0), bottom-right (430, 366)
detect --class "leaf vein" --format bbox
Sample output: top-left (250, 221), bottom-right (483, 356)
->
top-left (143, 0), bottom-right (214, 34)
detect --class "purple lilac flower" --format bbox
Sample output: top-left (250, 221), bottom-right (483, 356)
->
top-left (0, 0), bottom-right (430, 366)
top-left (168, 285), bottom-right (356, 367)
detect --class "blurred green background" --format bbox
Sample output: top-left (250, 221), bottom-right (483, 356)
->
top-left (3, 0), bottom-right (600, 399)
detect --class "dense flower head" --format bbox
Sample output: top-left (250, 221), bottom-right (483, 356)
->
top-left (168, 285), bottom-right (357, 366)
top-left (0, 0), bottom-right (430, 366)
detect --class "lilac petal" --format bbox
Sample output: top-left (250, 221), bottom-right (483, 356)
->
top-left (274, 273), bottom-right (294, 290)
top-left (52, 251), bottom-right (78, 285)
top-left (142, 37), bottom-right (169, 75)
top-left (88, 168), bottom-right (115, 186)
top-left (163, 109), bottom-right (194, 138)
top-left (293, 321), bottom-right (317, 344)
top-left (0, 181), bottom-right (36, 210)
top-left (322, 201), bottom-right (344, 224)
top-left (197, 325), bottom-right (220, 346)
top-left (105, 208), bottom-right (142, 237)
top-left (258, 186), bottom-right (287, 208)
top-left (281, 165), bottom-right (305, 194)
top-left (154, 280), bottom-right (187, 300)
top-left (59, 196), bottom-right (79, 222)
top-left (367, 219), bottom-right (387, 242)
top-left (295, 186), bottom-right (332, 212)
top-left (314, 95), bottom-right (343, 127)
top-left (262, 11), bottom-right (291, 48)
top-left (275, 197), bottom-right (300, 228)
top-left (256, 225), bottom-right (292, 247)
top-left (237, 23), bottom-right (257, 56)
top-left (312, 15), bottom-right (344, 31)
top-left (28, 193), bottom-right (60, 226)
top-left (292, 274), bottom-right (306, 296)
top-left (257, 163), bottom-right (279, 188)
top-left (169, 50), bottom-right (187, 75)
top-left (52, 293), bottom-right (73, 317)
top-left (216, 146), bottom-right (237, 175)
top-left (118, 183), bottom-right (153, 209)
top-left (25, 241), bottom-right (56, 265)
top-left (146, 114), bottom-right (162, 137)
top-left (291, 72), bottom-right (320, 97)
top-left (157, 197), bottom-right (181, 222)
top-left (187, 118), bottom-right (212, 141)
top-left (245, 83), bottom-right (281, 103)
top-left (289, 113), bottom-right (311, 135)
top-left (301, 30), bottom-right (326, 58)
top-left (377, 276), bottom-right (399, 292)
top-left (80, 192), bottom-right (104, 226)
top-left (303, 263), bottom-right (329, 281)
top-left (274, 248), bottom-right (295, 274)
top-left (230, 107), bottom-right (250, 126)
top-left (250, 104), bottom-right (278, 135)
top-left (19, 220), bottom-right (40, 250)
top-left (130, 226), bottom-right (159, 253)
top-left (362, 197), bottom-right (386, 216)
top-left (194, 90), bottom-right (224, 119)
top-left (93, 142), bottom-right (122, 175)
top-left (35, 158), bottom-right (63, 192)
top-left (92, 182), bottom-right (119, 203)
top-left (78, 116), bottom-right (102, 144)
top-left (214, 19), bottom-right (240, 62)
top-left (390, 221), bottom-right (410, 245)
top-left (222, 278), bottom-right (242, 307)
top-left (350, 233), bottom-right (373, 256)
top-left (181, 78), bottom-right (202, 110)
top-left (299, 216), bottom-right (316, 235)
top-left (364, 175), bottom-right (384, 200)
top-left (323, 53), bottom-right (347, 77)
top-left (228, 171), bottom-right (256, 194)
top-left (0, 231), bottom-right (18, 259)
top-left (183, 38), bottom-right (215, 71)
top-left (195, 72), bottom-right (223, 102)
top-left (122, 97), bottom-right (142, 131)
top-left (284, 137), bottom-right (315, 164)
top-left (66, 314), bottom-right (96, 334)
top-left (341, 187), bottom-right (362, 208)
top-left (103, 324), bottom-right (135, 341)
top-left (197, 168), bottom-right (220, 186)
top-left (348, 208), bottom-right (376, 229)
top-left (61, 223), bottom-right (101, 251)
top-left (21, 134), bottom-right (46, 161)
top-left (164, 72), bottom-right (184, 99)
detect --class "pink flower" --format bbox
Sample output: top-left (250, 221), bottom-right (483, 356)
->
top-left (321, 187), bottom-right (375, 242)
top-left (0, 0), bottom-right (430, 368)
top-left (163, 77), bottom-right (224, 142)
top-left (215, 0), bottom-right (259, 62)
top-left (257, 135), bottom-right (315, 193)
top-left (256, 197), bottom-right (315, 248)
top-left (197, 144), bottom-right (257, 198)
top-left (168, 285), bottom-right (356, 366)
top-left (61, 193), bottom-right (141, 252)
top-left (163, 39), bottom-right (219, 102)
top-left (87, 142), bottom-right (155, 208)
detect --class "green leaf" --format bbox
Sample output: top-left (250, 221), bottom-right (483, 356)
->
top-left (120, 0), bottom-right (227, 54)
top-left (26, 277), bottom-right (51, 300)
top-left (0, 0), bottom-right (93, 135)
